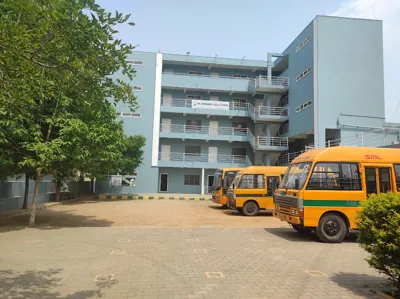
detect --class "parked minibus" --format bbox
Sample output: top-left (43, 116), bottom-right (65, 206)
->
top-left (211, 168), bottom-right (242, 208)
top-left (227, 166), bottom-right (287, 216)
top-left (273, 147), bottom-right (400, 243)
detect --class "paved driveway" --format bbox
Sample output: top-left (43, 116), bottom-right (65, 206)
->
top-left (0, 200), bottom-right (393, 299)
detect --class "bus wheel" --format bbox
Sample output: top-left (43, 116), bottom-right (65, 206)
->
top-left (316, 213), bottom-right (347, 243)
top-left (292, 225), bottom-right (312, 235)
top-left (242, 201), bottom-right (259, 216)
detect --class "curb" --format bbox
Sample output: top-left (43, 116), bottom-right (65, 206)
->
top-left (95, 195), bottom-right (210, 201)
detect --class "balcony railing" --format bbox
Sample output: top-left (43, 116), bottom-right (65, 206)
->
top-left (248, 130), bottom-right (288, 148)
top-left (161, 98), bottom-right (288, 119)
top-left (158, 152), bottom-right (252, 166)
top-left (160, 124), bottom-right (249, 136)
top-left (161, 98), bottom-right (249, 111)
top-left (162, 72), bottom-right (289, 91)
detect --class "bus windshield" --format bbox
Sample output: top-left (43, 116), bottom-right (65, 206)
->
top-left (213, 171), bottom-right (223, 190)
top-left (223, 171), bottom-right (238, 189)
top-left (280, 162), bottom-right (311, 190)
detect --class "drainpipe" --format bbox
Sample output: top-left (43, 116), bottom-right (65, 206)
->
top-left (201, 168), bottom-right (205, 195)
top-left (267, 53), bottom-right (285, 85)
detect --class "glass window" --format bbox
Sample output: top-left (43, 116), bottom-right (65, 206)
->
top-left (239, 174), bottom-right (265, 189)
top-left (185, 120), bottom-right (202, 132)
top-left (280, 162), bottom-right (311, 190)
top-left (341, 163), bottom-right (362, 190)
top-left (212, 171), bottom-right (222, 190)
top-left (184, 175), bottom-right (200, 185)
top-left (231, 174), bottom-right (241, 189)
top-left (395, 164), bottom-right (400, 189)
top-left (307, 163), bottom-right (340, 190)
top-left (223, 171), bottom-right (239, 189)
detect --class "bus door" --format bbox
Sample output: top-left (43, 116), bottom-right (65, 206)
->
top-left (364, 166), bottom-right (393, 195)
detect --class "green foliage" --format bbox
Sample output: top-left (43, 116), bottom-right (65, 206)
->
top-left (0, 0), bottom-right (142, 222)
top-left (118, 135), bottom-right (146, 175)
top-left (357, 192), bottom-right (400, 292)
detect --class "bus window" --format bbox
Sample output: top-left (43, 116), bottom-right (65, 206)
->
top-left (307, 163), bottom-right (340, 190)
top-left (365, 168), bottom-right (377, 195)
top-left (395, 164), bottom-right (400, 188)
top-left (378, 168), bottom-right (392, 193)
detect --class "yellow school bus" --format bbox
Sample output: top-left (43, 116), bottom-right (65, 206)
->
top-left (227, 166), bottom-right (287, 216)
top-left (273, 146), bottom-right (400, 243)
top-left (211, 168), bottom-right (242, 208)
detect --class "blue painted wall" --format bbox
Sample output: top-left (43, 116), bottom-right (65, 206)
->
top-left (280, 20), bottom-right (315, 138)
top-left (114, 51), bottom-right (159, 193)
top-left (157, 167), bottom-right (218, 194)
top-left (315, 16), bottom-right (385, 146)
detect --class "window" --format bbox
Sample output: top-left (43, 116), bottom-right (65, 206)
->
top-left (127, 60), bottom-right (143, 66)
top-left (232, 122), bottom-right (248, 135)
top-left (233, 74), bottom-right (248, 79)
top-left (184, 175), bottom-right (200, 185)
top-left (307, 163), bottom-right (362, 190)
top-left (186, 95), bottom-right (202, 100)
top-left (185, 146), bottom-right (201, 156)
top-left (239, 174), bottom-right (265, 189)
top-left (395, 164), bottom-right (400, 188)
top-left (185, 120), bottom-right (202, 132)
top-left (296, 100), bottom-right (312, 113)
top-left (296, 36), bottom-right (312, 53)
top-left (118, 112), bottom-right (141, 118)
top-left (133, 86), bottom-right (143, 91)
top-left (188, 71), bottom-right (203, 76)
top-left (232, 98), bottom-right (248, 109)
top-left (296, 66), bottom-right (312, 82)
top-left (232, 148), bottom-right (247, 156)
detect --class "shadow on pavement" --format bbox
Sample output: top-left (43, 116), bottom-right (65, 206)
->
top-left (207, 205), bottom-right (227, 210)
top-left (330, 272), bottom-right (397, 298)
top-left (264, 227), bottom-right (319, 242)
top-left (0, 268), bottom-right (117, 299)
top-left (0, 209), bottom-right (114, 233)
top-left (264, 227), bottom-right (359, 243)
top-left (222, 210), bottom-right (274, 217)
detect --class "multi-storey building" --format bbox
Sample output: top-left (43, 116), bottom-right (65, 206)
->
top-left (104, 15), bottom-right (400, 195)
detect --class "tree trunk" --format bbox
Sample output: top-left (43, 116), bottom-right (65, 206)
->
top-left (91, 178), bottom-right (95, 194)
top-left (28, 170), bottom-right (41, 227)
top-left (55, 181), bottom-right (61, 202)
top-left (22, 174), bottom-right (29, 209)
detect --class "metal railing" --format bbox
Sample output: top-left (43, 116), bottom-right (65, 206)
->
top-left (160, 124), bottom-right (249, 136)
top-left (325, 128), bottom-right (400, 148)
top-left (254, 76), bottom-right (289, 88)
top-left (248, 130), bottom-right (288, 148)
top-left (163, 72), bottom-right (289, 88)
top-left (158, 152), bottom-right (252, 166)
top-left (161, 98), bottom-right (248, 111)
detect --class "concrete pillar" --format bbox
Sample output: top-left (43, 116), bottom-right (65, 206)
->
top-left (201, 168), bottom-right (205, 195)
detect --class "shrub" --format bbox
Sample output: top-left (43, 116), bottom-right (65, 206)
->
top-left (357, 192), bottom-right (400, 294)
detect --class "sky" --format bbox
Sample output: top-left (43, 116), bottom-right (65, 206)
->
top-left (96, 0), bottom-right (400, 123)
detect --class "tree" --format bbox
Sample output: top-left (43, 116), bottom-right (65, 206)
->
top-left (119, 135), bottom-right (146, 175)
top-left (0, 0), bottom-right (138, 226)
top-left (357, 192), bottom-right (400, 295)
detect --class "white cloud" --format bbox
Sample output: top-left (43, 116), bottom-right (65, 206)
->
top-left (331, 0), bottom-right (400, 122)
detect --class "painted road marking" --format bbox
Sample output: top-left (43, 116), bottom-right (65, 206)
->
top-left (118, 239), bottom-right (131, 243)
top-left (188, 238), bottom-right (199, 242)
top-left (93, 274), bottom-right (115, 282)
top-left (205, 272), bottom-right (225, 279)
top-left (24, 240), bottom-right (41, 244)
top-left (304, 270), bottom-right (328, 277)
top-left (110, 250), bottom-right (126, 255)
top-left (194, 249), bottom-right (208, 253)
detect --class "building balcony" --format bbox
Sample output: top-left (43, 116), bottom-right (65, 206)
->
top-left (160, 99), bottom-right (288, 122)
top-left (162, 72), bottom-right (288, 94)
top-left (158, 152), bottom-right (252, 169)
top-left (159, 124), bottom-right (289, 151)
top-left (250, 76), bottom-right (289, 93)
top-left (248, 131), bottom-right (289, 151)
top-left (159, 124), bottom-right (249, 142)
